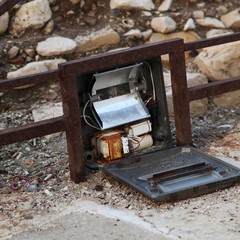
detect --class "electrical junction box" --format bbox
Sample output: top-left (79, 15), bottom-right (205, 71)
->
top-left (76, 57), bottom-right (240, 202)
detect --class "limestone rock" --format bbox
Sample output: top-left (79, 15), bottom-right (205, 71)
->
top-left (216, 5), bottom-right (228, 15)
top-left (7, 46), bottom-right (20, 59)
top-left (124, 29), bottom-right (142, 39)
top-left (192, 10), bottom-right (204, 19)
top-left (11, 0), bottom-right (52, 37)
top-left (0, 12), bottom-right (9, 34)
top-left (195, 41), bottom-right (240, 81)
top-left (43, 20), bottom-right (54, 34)
top-left (7, 59), bottom-right (66, 79)
top-left (151, 16), bottom-right (177, 33)
top-left (158, 0), bottom-right (172, 12)
top-left (213, 91), bottom-right (240, 107)
top-left (36, 37), bottom-right (77, 56)
top-left (206, 29), bottom-right (233, 38)
top-left (196, 17), bottom-right (225, 29)
top-left (121, 19), bottom-right (135, 29)
top-left (149, 31), bottom-right (201, 63)
top-left (74, 26), bottom-right (120, 53)
top-left (195, 41), bottom-right (240, 107)
top-left (32, 102), bottom-right (63, 122)
top-left (164, 72), bottom-right (208, 118)
top-left (110, 0), bottom-right (154, 10)
top-left (141, 29), bottom-right (153, 40)
top-left (32, 102), bottom-right (63, 139)
top-left (221, 9), bottom-right (240, 28)
top-left (184, 18), bottom-right (196, 31)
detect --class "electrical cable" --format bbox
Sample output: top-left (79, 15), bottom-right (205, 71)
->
top-left (82, 100), bottom-right (101, 130)
top-left (143, 61), bottom-right (156, 101)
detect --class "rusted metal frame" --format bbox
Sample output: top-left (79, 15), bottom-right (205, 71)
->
top-left (180, 33), bottom-right (240, 145)
top-left (0, 116), bottom-right (65, 146)
top-left (58, 66), bottom-right (86, 183)
top-left (0, 0), bottom-right (21, 16)
top-left (0, 70), bottom-right (59, 90)
top-left (169, 39), bottom-right (192, 146)
top-left (58, 39), bottom-right (187, 183)
top-left (0, 70), bottom-right (62, 146)
top-left (189, 76), bottom-right (240, 101)
top-left (184, 32), bottom-right (240, 51)
top-left (60, 39), bottom-right (182, 75)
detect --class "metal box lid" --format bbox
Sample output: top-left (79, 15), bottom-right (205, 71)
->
top-left (101, 146), bottom-right (240, 202)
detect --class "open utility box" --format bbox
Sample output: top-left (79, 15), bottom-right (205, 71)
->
top-left (76, 54), bottom-right (240, 202)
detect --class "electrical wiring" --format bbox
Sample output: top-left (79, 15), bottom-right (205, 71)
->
top-left (141, 61), bottom-right (156, 101)
top-left (144, 96), bottom-right (153, 106)
top-left (128, 134), bottom-right (147, 151)
top-left (82, 99), bottom-right (101, 130)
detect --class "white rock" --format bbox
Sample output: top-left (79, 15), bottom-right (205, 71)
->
top-left (11, 0), bottom-right (52, 36)
top-left (148, 31), bottom-right (201, 63)
top-left (183, 18), bottom-right (196, 31)
top-left (124, 29), bottom-right (142, 38)
top-left (216, 5), bottom-right (228, 15)
top-left (164, 72), bottom-right (208, 118)
top-left (213, 91), bottom-right (240, 107)
top-left (192, 10), bottom-right (204, 19)
top-left (0, 11), bottom-right (9, 34)
top-left (196, 17), bottom-right (225, 29)
top-left (206, 29), bottom-right (233, 38)
top-left (158, 0), bottom-right (172, 12)
top-left (121, 19), bottom-right (135, 29)
top-left (74, 26), bottom-right (120, 53)
top-left (43, 20), bottom-right (54, 34)
top-left (110, 0), bottom-right (154, 11)
top-left (8, 46), bottom-right (20, 59)
top-left (141, 11), bottom-right (152, 17)
top-left (36, 37), bottom-right (77, 56)
top-left (32, 102), bottom-right (63, 122)
top-left (221, 8), bottom-right (240, 28)
top-left (141, 29), bottom-right (153, 40)
top-left (195, 41), bottom-right (240, 81)
top-left (196, 2), bottom-right (205, 8)
top-left (7, 59), bottom-right (66, 79)
top-left (195, 41), bottom-right (240, 106)
top-left (151, 16), bottom-right (177, 33)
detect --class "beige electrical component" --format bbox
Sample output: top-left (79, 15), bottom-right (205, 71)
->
top-left (129, 134), bottom-right (153, 152)
top-left (126, 120), bottom-right (152, 137)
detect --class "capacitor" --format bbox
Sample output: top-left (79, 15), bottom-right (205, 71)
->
top-left (125, 120), bottom-right (152, 137)
top-left (128, 134), bottom-right (153, 152)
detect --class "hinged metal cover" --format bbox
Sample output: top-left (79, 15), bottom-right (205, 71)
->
top-left (101, 147), bottom-right (240, 202)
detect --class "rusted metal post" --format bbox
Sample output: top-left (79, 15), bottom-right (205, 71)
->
top-left (58, 66), bottom-right (85, 183)
top-left (0, 0), bottom-right (21, 16)
top-left (169, 39), bottom-right (192, 146)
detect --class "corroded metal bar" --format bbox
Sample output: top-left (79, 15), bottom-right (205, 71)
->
top-left (189, 77), bottom-right (240, 101)
top-left (0, 70), bottom-right (59, 90)
top-left (58, 65), bottom-right (85, 183)
top-left (60, 39), bottom-right (181, 77)
top-left (169, 39), bottom-right (192, 146)
top-left (0, 116), bottom-right (65, 146)
top-left (0, 0), bottom-right (21, 16)
top-left (58, 39), bottom-right (184, 183)
top-left (184, 32), bottom-right (240, 51)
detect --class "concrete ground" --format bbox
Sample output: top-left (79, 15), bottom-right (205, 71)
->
top-left (9, 201), bottom-right (171, 240)
top-left (7, 156), bottom-right (240, 240)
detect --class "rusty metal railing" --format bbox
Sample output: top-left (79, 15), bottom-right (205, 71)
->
top-left (0, 33), bottom-right (239, 183)
top-left (0, 0), bottom-right (240, 182)
top-left (0, 0), bottom-right (20, 16)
